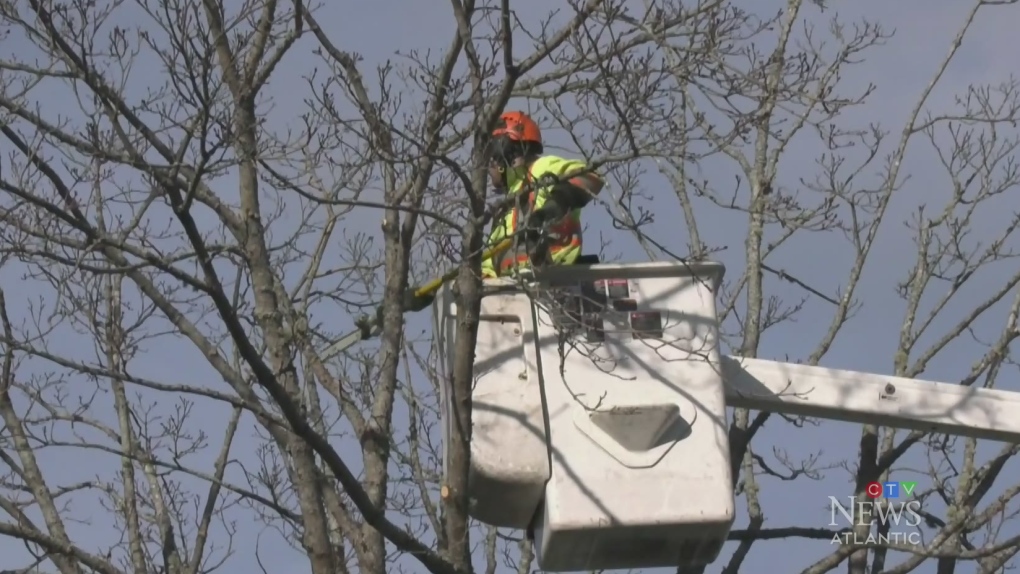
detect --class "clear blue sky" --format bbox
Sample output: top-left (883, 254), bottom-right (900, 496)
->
top-left (1, 0), bottom-right (1019, 573)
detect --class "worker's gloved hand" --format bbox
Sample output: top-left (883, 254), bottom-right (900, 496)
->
top-left (535, 173), bottom-right (561, 190)
top-left (402, 289), bottom-right (436, 313)
top-left (521, 204), bottom-right (558, 267)
top-left (523, 198), bottom-right (567, 238)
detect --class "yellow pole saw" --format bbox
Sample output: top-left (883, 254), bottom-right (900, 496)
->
top-left (319, 237), bottom-right (513, 360)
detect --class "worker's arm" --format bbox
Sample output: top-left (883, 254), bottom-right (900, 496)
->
top-left (545, 161), bottom-right (604, 211)
top-left (530, 158), bottom-right (604, 225)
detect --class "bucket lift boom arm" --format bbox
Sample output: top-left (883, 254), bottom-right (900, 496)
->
top-left (722, 356), bottom-right (1020, 443)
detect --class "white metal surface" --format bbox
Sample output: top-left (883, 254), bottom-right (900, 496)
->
top-left (434, 280), bottom-right (550, 529)
top-left (723, 356), bottom-right (1020, 443)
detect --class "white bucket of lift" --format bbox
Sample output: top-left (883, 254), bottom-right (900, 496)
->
top-left (435, 262), bottom-right (736, 572)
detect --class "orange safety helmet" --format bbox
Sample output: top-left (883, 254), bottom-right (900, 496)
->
top-left (491, 111), bottom-right (543, 158)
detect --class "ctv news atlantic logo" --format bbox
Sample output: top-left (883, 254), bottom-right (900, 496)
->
top-left (829, 481), bottom-right (922, 546)
top-left (866, 480), bottom-right (917, 498)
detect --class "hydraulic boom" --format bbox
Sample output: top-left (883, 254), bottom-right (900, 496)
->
top-left (723, 356), bottom-right (1020, 443)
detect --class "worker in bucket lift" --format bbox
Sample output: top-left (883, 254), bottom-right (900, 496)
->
top-left (480, 110), bottom-right (605, 279)
top-left (401, 111), bottom-right (603, 312)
